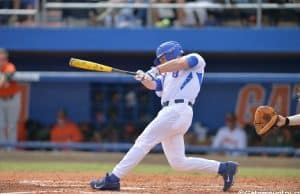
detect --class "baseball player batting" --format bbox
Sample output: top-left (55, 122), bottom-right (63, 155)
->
top-left (90, 41), bottom-right (238, 192)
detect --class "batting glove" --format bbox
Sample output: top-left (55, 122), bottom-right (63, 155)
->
top-left (135, 70), bottom-right (146, 81)
top-left (146, 67), bottom-right (160, 80)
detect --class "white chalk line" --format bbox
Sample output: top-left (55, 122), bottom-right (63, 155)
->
top-left (0, 185), bottom-right (268, 194)
top-left (1, 192), bottom-right (142, 194)
top-left (19, 180), bottom-right (146, 191)
top-left (18, 179), bottom-right (265, 189)
top-left (0, 190), bottom-right (97, 194)
top-left (0, 192), bottom-right (35, 194)
top-left (19, 180), bottom-right (85, 188)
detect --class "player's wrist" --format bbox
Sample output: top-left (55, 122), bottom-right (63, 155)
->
top-left (146, 67), bottom-right (160, 81)
top-left (140, 74), bottom-right (146, 82)
top-left (276, 115), bottom-right (289, 127)
top-left (156, 66), bottom-right (161, 74)
top-left (283, 117), bottom-right (290, 127)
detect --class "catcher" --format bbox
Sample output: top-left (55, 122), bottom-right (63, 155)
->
top-left (254, 106), bottom-right (300, 136)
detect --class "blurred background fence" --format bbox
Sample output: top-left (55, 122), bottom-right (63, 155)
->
top-left (1, 0), bottom-right (300, 28)
top-left (0, 71), bottom-right (298, 155)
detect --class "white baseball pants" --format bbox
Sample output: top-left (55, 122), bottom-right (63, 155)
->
top-left (112, 103), bottom-right (220, 178)
top-left (0, 93), bottom-right (21, 143)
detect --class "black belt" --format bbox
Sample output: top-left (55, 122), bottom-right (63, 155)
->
top-left (162, 99), bottom-right (193, 107)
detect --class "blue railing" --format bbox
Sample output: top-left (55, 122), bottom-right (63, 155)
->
top-left (1, 28), bottom-right (300, 52)
top-left (0, 141), bottom-right (298, 156)
top-left (14, 72), bottom-right (300, 83)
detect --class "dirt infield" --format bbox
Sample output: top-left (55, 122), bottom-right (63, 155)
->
top-left (1, 151), bottom-right (300, 193)
top-left (0, 171), bottom-right (300, 194)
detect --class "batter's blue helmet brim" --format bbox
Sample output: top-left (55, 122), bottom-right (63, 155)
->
top-left (154, 41), bottom-right (184, 66)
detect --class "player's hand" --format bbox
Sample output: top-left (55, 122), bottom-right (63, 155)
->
top-left (135, 70), bottom-right (146, 81)
top-left (135, 70), bottom-right (156, 82)
top-left (276, 115), bottom-right (286, 127)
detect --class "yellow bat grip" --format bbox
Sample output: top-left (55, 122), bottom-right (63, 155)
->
top-left (69, 58), bottom-right (112, 72)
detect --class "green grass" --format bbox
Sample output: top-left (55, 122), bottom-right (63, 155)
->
top-left (240, 167), bottom-right (300, 178)
top-left (0, 162), bottom-right (300, 178)
top-left (0, 162), bottom-right (171, 174)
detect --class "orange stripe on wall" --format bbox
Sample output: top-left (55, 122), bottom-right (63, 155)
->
top-left (268, 84), bottom-right (290, 116)
top-left (236, 84), bottom-right (265, 125)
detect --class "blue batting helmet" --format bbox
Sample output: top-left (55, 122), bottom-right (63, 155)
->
top-left (154, 41), bottom-right (184, 66)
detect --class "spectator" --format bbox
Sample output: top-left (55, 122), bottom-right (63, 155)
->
top-left (25, 119), bottom-right (49, 141)
top-left (122, 122), bottom-right (137, 142)
top-left (96, 0), bottom-right (144, 28)
top-left (105, 112), bottom-right (121, 142)
top-left (262, 127), bottom-right (294, 148)
top-left (212, 113), bottom-right (247, 156)
top-left (203, 11), bottom-right (220, 26)
top-left (183, 1), bottom-right (209, 27)
top-left (185, 121), bottom-right (209, 145)
top-left (125, 88), bottom-right (137, 108)
top-left (45, 0), bottom-right (64, 27)
top-left (192, 121), bottom-right (209, 143)
top-left (0, 0), bottom-right (12, 25)
top-left (50, 109), bottom-right (82, 143)
top-left (125, 87), bottom-right (137, 121)
top-left (152, 0), bottom-right (186, 27)
top-left (114, 0), bottom-right (142, 28)
top-left (290, 126), bottom-right (300, 148)
top-left (94, 111), bottom-right (107, 131)
top-left (92, 112), bottom-right (106, 142)
top-left (78, 122), bottom-right (94, 142)
top-left (133, 0), bottom-right (148, 26)
top-left (92, 131), bottom-right (103, 142)
top-left (91, 92), bottom-right (106, 142)
top-left (0, 49), bottom-right (21, 145)
top-left (244, 123), bottom-right (261, 146)
top-left (62, 0), bottom-right (95, 27)
top-left (19, 0), bottom-right (36, 25)
top-left (0, 0), bottom-right (37, 26)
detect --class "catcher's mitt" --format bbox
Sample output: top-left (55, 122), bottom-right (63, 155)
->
top-left (254, 106), bottom-right (278, 135)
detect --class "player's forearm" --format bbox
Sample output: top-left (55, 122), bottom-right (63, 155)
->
top-left (141, 79), bottom-right (156, 90)
top-left (277, 114), bottom-right (300, 127)
top-left (287, 114), bottom-right (300, 126)
top-left (157, 57), bottom-right (189, 73)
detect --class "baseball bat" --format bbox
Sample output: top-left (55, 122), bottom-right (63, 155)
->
top-left (69, 58), bottom-right (136, 76)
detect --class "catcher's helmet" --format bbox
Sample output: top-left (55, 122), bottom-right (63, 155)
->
top-left (154, 41), bottom-right (184, 66)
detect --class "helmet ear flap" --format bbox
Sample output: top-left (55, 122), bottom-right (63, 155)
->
top-left (153, 58), bottom-right (160, 66)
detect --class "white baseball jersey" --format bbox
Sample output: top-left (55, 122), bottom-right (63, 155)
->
top-left (155, 53), bottom-right (206, 104)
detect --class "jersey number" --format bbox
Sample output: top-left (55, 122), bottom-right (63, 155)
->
top-left (172, 71), bottom-right (179, 78)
